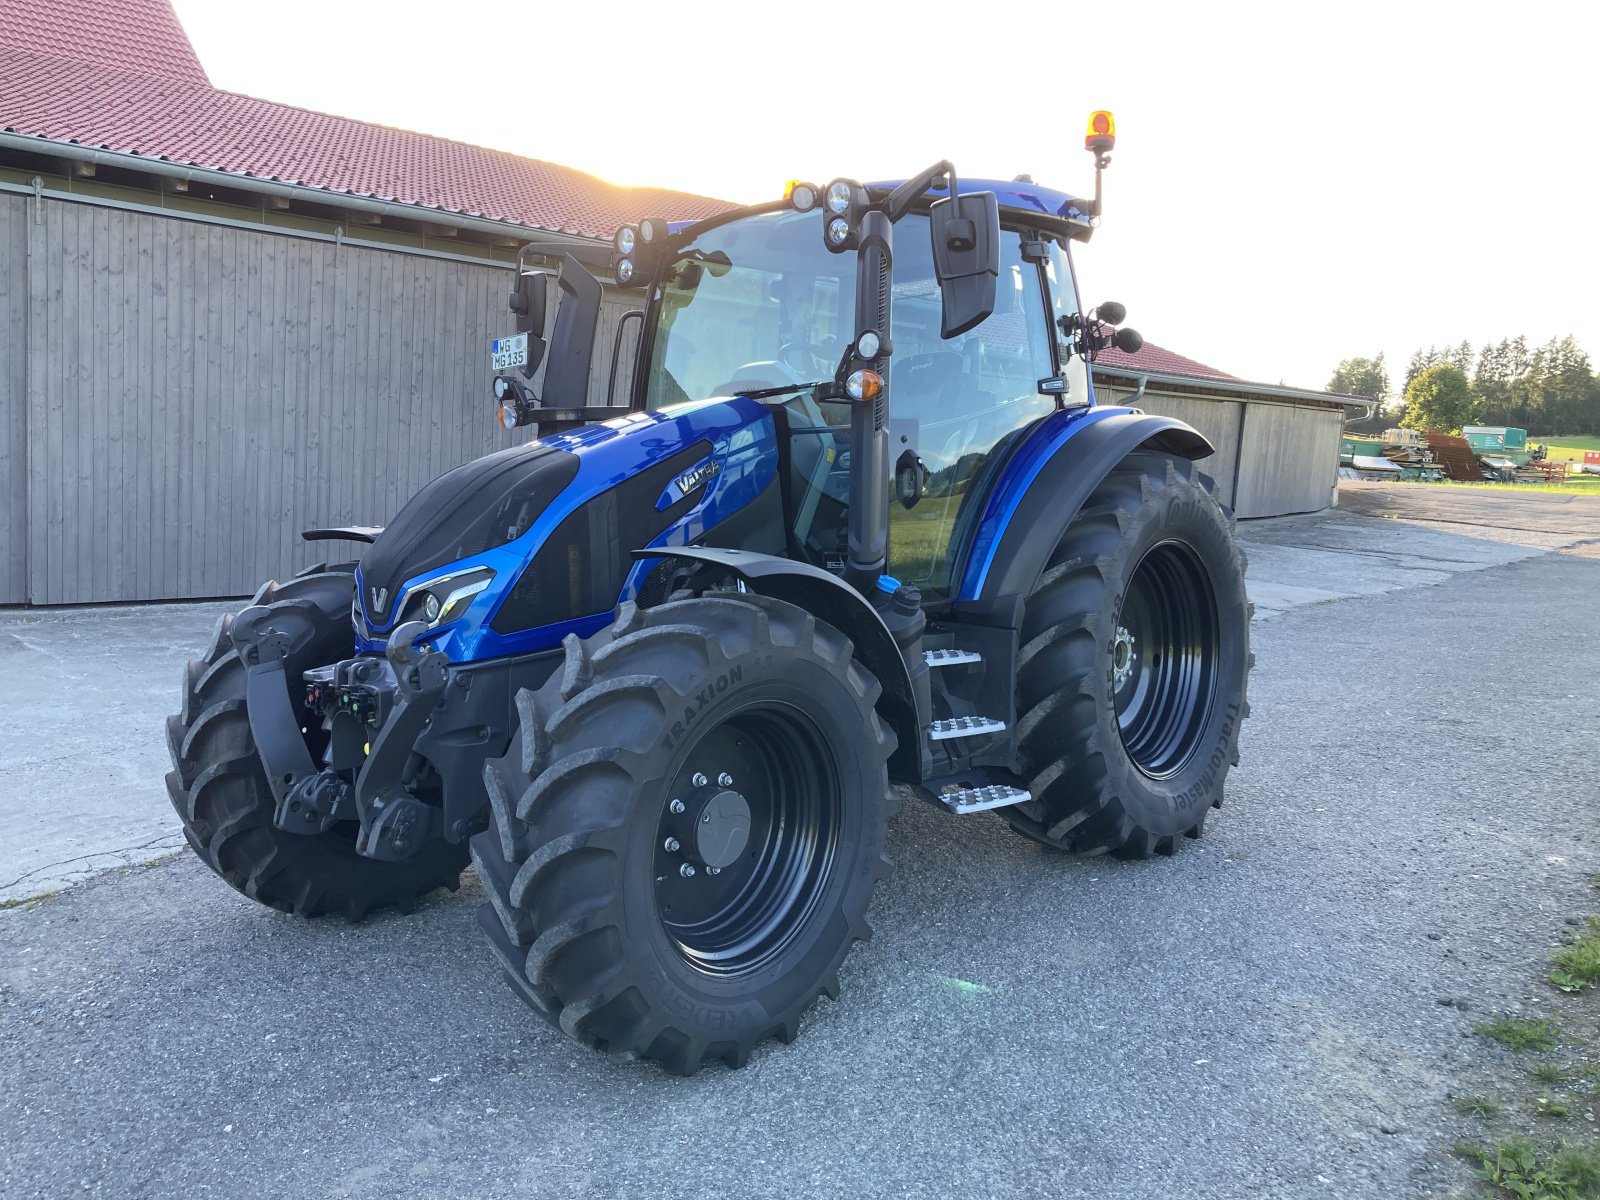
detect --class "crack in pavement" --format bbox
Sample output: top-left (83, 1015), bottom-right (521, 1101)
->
top-left (0, 832), bottom-right (186, 894)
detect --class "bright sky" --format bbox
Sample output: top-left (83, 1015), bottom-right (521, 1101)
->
top-left (173, 0), bottom-right (1598, 395)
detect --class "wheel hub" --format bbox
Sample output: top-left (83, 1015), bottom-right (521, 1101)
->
top-left (682, 786), bottom-right (752, 870)
top-left (1112, 625), bottom-right (1137, 689)
top-left (652, 707), bottom-right (841, 977)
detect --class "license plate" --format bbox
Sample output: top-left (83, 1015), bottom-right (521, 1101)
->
top-left (490, 332), bottom-right (528, 371)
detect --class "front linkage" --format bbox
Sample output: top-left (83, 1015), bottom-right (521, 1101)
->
top-left (232, 603), bottom-right (559, 863)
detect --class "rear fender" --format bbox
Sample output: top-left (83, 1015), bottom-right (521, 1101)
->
top-left (631, 547), bottom-right (924, 782)
top-left (953, 409), bottom-right (1213, 628)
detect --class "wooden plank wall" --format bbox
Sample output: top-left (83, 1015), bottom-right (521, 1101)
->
top-left (1232, 401), bottom-right (1342, 518)
top-left (9, 197), bottom-right (634, 604)
top-left (0, 195), bottom-right (27, 602)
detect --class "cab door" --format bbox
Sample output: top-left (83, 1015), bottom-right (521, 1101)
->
top-left (886, 227), bottom-right (1067, 602)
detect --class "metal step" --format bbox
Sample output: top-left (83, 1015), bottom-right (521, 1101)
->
top-left (927, 715), bottom-right (1006, 741)
top-left (923, 648), bottom-right (982, 668)
top-left (938, 784), bottom-right (1031, 815)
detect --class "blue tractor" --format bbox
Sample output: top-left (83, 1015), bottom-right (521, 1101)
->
top-left (167, 115), bottom-right (1251, 1074)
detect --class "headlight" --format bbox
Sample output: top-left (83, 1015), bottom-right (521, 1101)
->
top-left (614, 226), bottom-right (637, 255)
top-left (827, 217), bottom-right (850, 245)
top-left (616, 257), bottom-right (635, 284)
top-left (414, 567), bottom-right (496, 629)
top-left (825, 180), bottom-right (853, 214)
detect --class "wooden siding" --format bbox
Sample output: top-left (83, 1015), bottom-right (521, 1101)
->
top-left (1095, 382), bottom-right (1245, 509)
top-left (1232, 401), bottom-right (1342, 518)
top-left (9, 196), bottom-right (636, 604)
top-left (0, 195), bottom-right (26, 602)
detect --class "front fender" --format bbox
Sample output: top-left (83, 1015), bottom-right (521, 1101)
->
top-left (631, 547), bottom-right (925, 782)
top-left (954, 408), bottom-right (1214, 627)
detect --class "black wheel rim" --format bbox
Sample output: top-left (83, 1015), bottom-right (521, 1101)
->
top-left (653, 702), bottom-right (841, 977)
top-left (1113, 539), bottom-right (1222, 779)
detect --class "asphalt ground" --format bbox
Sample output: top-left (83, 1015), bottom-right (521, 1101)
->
top-left (2, 484), bottom-right (1598, 1198)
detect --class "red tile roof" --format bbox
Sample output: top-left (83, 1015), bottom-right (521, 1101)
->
top-left (0, 0), bottom-right (207, 84)
top-left (1095, 340), bottom-right (1239, 381)
top-left (0, 2), bottom-right (733, 239)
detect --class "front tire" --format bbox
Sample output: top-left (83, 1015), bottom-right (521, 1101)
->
top-left (1004, 453), bottom-right (1251, 857)
top-left (164, 571), bottom-right (468, 917)
top-left (471, 593), bottom-right (896, 1074)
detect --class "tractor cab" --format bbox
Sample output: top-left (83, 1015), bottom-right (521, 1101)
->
top-left (636, 196), bottom-right (1086, 602)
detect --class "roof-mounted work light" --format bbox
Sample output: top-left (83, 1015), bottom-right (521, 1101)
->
top-left (610, 219), bottom-right (670, 286)
top-left (820, 178), bottom-right (867, 253)
top-left (786, 181), bottom-right (819, 212)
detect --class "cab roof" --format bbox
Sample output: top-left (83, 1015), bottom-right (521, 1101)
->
top-left (865, 177), bottom-right (1090, 226)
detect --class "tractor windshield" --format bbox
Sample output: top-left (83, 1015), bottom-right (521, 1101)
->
top-left (645, 207), bottom-right (1060, 600)
top-left (645, 209), bottom-right (849, 406)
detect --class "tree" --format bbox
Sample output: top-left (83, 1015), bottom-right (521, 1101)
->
top-left (1327, 354), bottom-right (1390, 406)
top-left (1400, 364), bottom-right (1482, 435)
top-left (1404, 346), bottom-right (1446, 397)
top-left (1473, 337), bottom-right (1531, 427)
top-left (1524, 336), bottom-right (1598, 434)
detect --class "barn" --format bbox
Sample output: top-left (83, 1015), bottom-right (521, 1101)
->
top-left (0, 0), bottom-right (1361, 607)
top-left (0, 0), bottom-right (728, 606)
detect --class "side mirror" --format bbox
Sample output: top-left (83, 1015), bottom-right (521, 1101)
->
top-left (895, 450), bottom-right (927, 509)
top-left (1094, 300), bottom-right (1127, 325)
top-left (929, 190), bottom-right (999, 339)
top-left (508, 271), bottom-right (550, 380)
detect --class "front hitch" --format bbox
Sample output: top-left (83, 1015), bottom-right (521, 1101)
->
top-left (353, 621), bottom-right (449, 861)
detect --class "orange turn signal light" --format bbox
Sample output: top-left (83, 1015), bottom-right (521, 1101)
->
top-left (1085, 110), bottom-right (1116, 153)
top-left (846, 369), bottom-right (883, 402)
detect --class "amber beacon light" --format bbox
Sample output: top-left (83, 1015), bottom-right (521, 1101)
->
top-left (1085, 110), bottom-right (1116, 155)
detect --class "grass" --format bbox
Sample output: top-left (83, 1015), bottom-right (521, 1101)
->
top-left (1454, 1137), bottom-right (1600, 1199)
top-left (0, 889), bottom-right (60, 911)
top-left (1550, 920), bottom-right (1600, 994)
top-left (1477, 1016), bottom-right (1562, 1053)
top-left (1458, 1094), bottom-right (1504, 1118)
top-left (1450, 884), bottom-right (1599, 1199)
top-left (1429, 476), bottom-right (1600, 495)
top-left (1531, 1062), bottom-right (1570, 1086)
top-left (1532, 436), bottom-right (1600, 465)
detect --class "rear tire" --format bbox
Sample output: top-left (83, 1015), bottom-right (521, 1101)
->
top-left (165, 571), bottom-right (468, 918)
top-left (1003, 453), bottom-right (1251, 857)
top-left (471, 593), bottom-right (896, 1074)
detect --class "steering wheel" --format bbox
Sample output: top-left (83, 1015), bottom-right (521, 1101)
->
top-left (779, 336), bottom-right (839, 378)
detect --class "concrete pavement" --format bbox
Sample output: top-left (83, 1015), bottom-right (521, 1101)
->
top-left (1, 507), bottom-right (1596, 1197)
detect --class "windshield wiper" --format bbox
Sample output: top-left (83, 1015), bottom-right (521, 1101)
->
top-left (737, 380), bottom-right (830, 400)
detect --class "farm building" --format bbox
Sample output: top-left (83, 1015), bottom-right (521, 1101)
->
top-left (0, 0), bottom-right (1363, 606)
top-left (1092, 343), bottom-right (1364, 518)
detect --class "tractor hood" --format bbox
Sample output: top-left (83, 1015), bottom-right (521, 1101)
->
top-left (354, 396), bottom-right (779, 663)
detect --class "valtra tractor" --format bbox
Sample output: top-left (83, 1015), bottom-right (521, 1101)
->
top-left (167, 113), bottom-right (1252, 1074)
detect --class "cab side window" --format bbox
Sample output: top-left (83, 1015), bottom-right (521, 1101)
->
top-left (887, 229), bottom-right (1056, 598)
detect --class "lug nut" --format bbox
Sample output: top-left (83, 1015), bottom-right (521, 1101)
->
top-left (679, 863), bottom-right (696, 878)
top-left (692, 772), bottom-right (708, 787)
top-left (718, 772), bottom-right (733, 787)
top-left (669, 799), bottom-right (685, 814)
top-left (706, 866), bottom-right (721, 876)
top-left (663, 837), bottom-right (680, 852)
